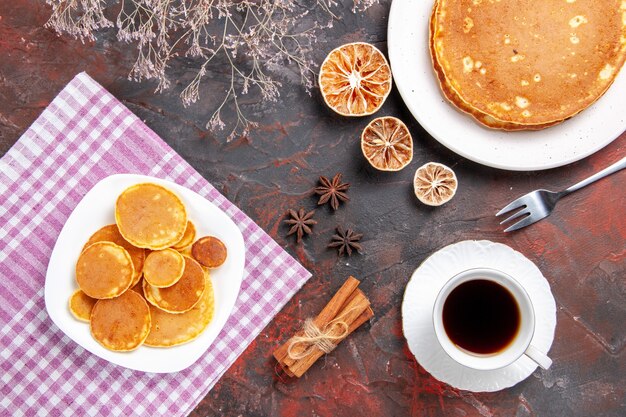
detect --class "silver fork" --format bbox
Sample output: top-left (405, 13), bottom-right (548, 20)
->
top-left (496, 156), bottom-right (626, 232)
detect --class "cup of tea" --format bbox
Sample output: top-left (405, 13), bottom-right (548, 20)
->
top-left (432, 268), bottom-right (552, 370)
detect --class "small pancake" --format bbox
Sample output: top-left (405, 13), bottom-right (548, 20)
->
top-left (143, 256), bottom-right (206, 313)
top-left (76, 241), bottom-right (134, 299)
top-left (145, 273), bottom-right (215, 347)
top-left (431, 0), bottom-right (626, 128)
top-left (84, 224), bottom-right (145, 287)
top-left (172, 221), bottom-right (196, 250)
top-left (115, 183), bottom-right (187, 250)
top-left (90, 290), bottom-right (151, 351)
top-left (143, 248), bottom-right (185, 288)
top-left (191, 236), bottom-right (227, 269)
top-left (68, 290), bottom-right (97, 322)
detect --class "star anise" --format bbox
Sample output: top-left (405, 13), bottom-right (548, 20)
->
top-left (315, 173), bottom-right (350, 210)
top-left (284, 208), bottom-right (317, 243)
top-left (328, 225), bottom-right (363, 256)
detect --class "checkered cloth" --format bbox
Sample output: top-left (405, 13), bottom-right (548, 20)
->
top-left (0, 72), bottom-right (311, 416)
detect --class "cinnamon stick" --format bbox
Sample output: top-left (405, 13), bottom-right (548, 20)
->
top-left (287, 290), bottom-right (370, 377)
top-left (273, 277), bottom-right (374, 378)
top-left (277, 306), bottom-right (373, 377)
top-left (273, 276), bottom-right (359, 366)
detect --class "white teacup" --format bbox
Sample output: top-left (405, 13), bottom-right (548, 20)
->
top-left (433, 268), bottom-right (552, 370)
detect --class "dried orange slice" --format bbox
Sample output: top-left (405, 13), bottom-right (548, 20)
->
top-left (413, 162), bottom-right (458, 206)
top-left (361, 116), bottom-right (413, 171)
top-left (319, 42), bottom-right (392, 116)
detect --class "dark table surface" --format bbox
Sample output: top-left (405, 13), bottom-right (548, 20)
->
top-left (1, 1), bottom-right (625, 416)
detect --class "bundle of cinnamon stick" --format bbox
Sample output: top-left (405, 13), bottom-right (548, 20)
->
top-left (273, 276), bottom-right (374, 377)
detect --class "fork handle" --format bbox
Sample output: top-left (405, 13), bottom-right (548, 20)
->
top-left (564, 156), bottom-right (626, 194)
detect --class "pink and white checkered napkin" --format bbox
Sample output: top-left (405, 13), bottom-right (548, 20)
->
top-left (0, 72), bottom-right (311, 416)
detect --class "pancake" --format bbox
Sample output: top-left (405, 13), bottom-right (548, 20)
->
top-left (191, 236), bottom-right (227, 269)
top-left (431, 0), bottom-right (626, 128)
top-left (172, 221), bottom-right (196, 250)
top-left (84, 224), bottom-right (145, 287)
top-left (428, 3), bottom-right (562, 130)
top-left (68, 290), bottom-right (97, 322)
top-left (145, 273), bottom-right (215, 347)
top-left (143, 248), bottom-right (185, 288)
top-left (115, 183), bottom-right (187, 250)
top-left (90, 290), bottom-right (151, 351)
top-left (76, 241), bottom-right (134, 299)
top-left (143, 255), bottom-right (206, 313)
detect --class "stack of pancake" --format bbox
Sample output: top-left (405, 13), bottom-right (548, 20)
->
top-left (429, 0), bottom-right (626, 130)
top-left (70, 183), bottom-right (227, 351)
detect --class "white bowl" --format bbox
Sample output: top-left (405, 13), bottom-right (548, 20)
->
top-left (45, 174), bottom-right (245, 373)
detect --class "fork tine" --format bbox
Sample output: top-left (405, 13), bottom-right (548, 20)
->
top-left (504, 214), bottom-right (538, 232)
top-left (499, 208), bottom-right (530, 225)
top-left (496, 197), bottom-right (527, 216)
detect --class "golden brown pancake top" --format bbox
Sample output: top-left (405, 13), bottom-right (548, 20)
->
top-left (431, 0), bottom-right (626, 126)
top-left (172, 221), bottom-right (197, 250)
top-left (143, 255), bottom-right (206, 313)
top-left (191, 236), bottom-right (228, 269)
top-left (115, 183), bottom-right (187, 250)
top-left (90, 290), bottom-right (151, 351)
top-left (143, 248), bottom-right (185, 288)
top-left (75, 241), bottom-right (134, 299)
top-left (145, 274), bottom-right (215, 347)
top-left (84, 224), bottom-right (145, 286)
top-left (68, 290), bottom-right (97, 322)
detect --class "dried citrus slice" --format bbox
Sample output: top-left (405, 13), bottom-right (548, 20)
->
top-left (361, 116), bottom-right (413, 171)
top-left (319, 42), bottom-right (392, 116)
top-left (413, 162), bottom-right (458, 206)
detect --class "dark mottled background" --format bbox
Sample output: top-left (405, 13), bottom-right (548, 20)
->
top-left (1, 1), bottom-right (624, 416)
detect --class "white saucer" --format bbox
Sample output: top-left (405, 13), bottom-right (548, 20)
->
top-left (402, 240), bottom-right (556, 392)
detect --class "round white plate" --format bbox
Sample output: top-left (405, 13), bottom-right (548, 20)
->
top-left (402, 240), bottom-right (556, 392)
top-left (387, 0), bottom-right (626, 171)
top-left (45, 174), bottom-right (246, 373)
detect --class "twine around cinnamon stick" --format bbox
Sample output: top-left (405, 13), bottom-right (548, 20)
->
top-left (286, 304), bottom-right (365, 360)
top-left (273, 276), bottom-right (374, 377)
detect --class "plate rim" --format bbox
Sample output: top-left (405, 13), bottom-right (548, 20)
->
top-left (44, 173), bottom-right (246, 373)
top-left (387, 0), bottom-right (626, 171)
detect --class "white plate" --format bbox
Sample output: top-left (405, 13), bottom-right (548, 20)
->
top-left (45, 174), bottom-right (246, 373)
top-left (402, 240), bottom-right (556, 392)
top-left (387, 0), bottom-right (626, 171)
